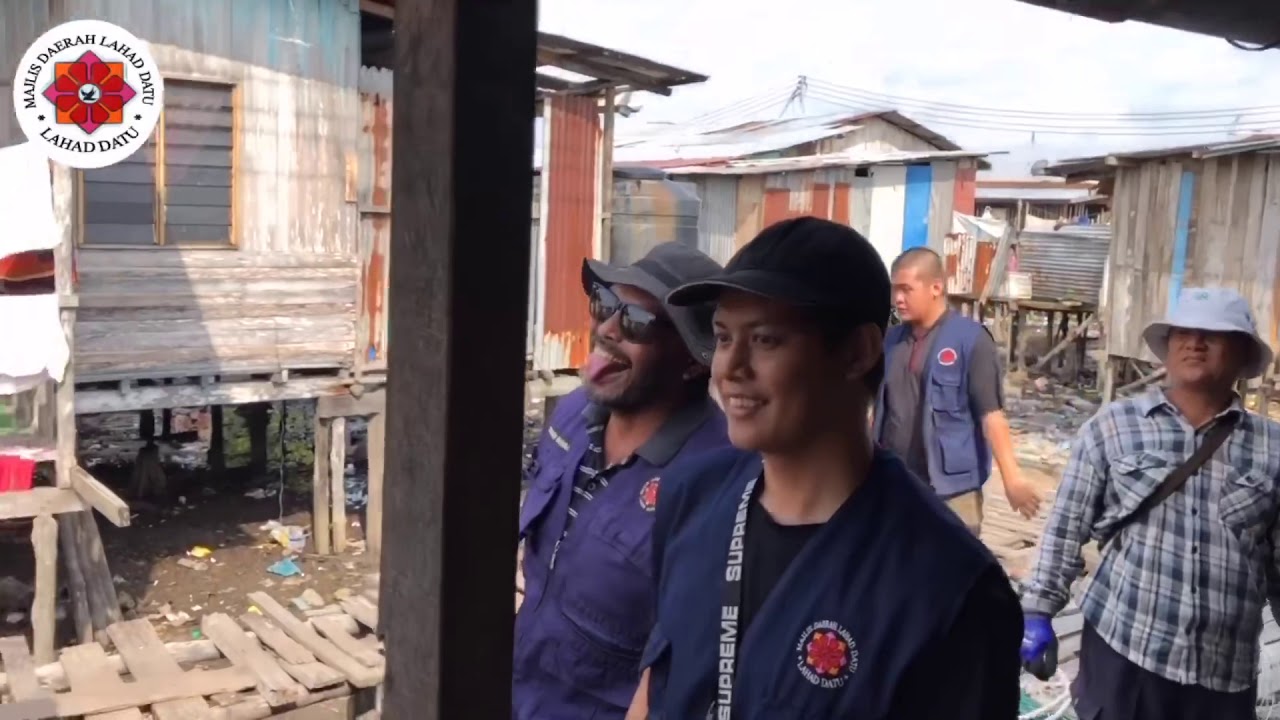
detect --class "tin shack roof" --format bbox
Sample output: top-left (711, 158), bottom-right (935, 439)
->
top-left (360, 1), bottom-right (706, 95)
top-left (976, 179), bottom-right (1104, 204)
top-left (1013, 0), bottom-right (1280, 48)
top-left (608, 111), bottom-right (973, 167)
top-left (659, 148), bottom-right (995, 175)
top-left (1042, 136), bottom-right (1280, 180)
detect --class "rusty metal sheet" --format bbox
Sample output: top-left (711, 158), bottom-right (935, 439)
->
top-left (357, 214), bottom-right (390, 373)
top-left (540, 95), bottom-right (600, 371)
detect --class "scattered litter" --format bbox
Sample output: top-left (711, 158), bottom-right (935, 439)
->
top-left (267, 558), bottom-right (303, 577)
top-left (334, 588), bottom-right (353, 601)
top-left (247, 605), bottom-right (262, 615)
top-left (262, 520), bottom-right (307, 553)
top-left (191, 605), bottom-right (203, 612)
top-left (187, 546), bottom-right (213, 559)
top-left (245, 487), bottom-right (277, 500)
top-left (4, 612), bottom-right (25, 624)
top-left (177, 558), bottom-right (208, 572)
top-left (165, 610), bottom-right (192, 627)
top-left (191, 629), bottom-right (203, 640)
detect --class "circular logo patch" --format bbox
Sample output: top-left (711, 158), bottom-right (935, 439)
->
top-left (639, 477), bottom-right (660, 512)
top-left (936, 347), bottom-right (958, 366)
top-left (795, 621), bottom-right (858, 688)
top-left (13, 20), bottom-right (164, 169)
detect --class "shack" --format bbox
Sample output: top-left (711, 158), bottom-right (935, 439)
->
top-left (1046, 137), bottom-right (1280, 396)
top-left (663, 150), bottom-right (990, 269)
top-left (0, 0), bottom-right (707, 610)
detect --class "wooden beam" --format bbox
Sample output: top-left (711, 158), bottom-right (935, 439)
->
top-left (383, 0), bottom-right (535, 719)
top-left (1031, 314), bottom-right (1097, 372)
top-left (0, 488), bottom-right (85, 521)
top-left (359, 0), bottom-right (394, 19)
top-left (70, 465), bottom-right (130, 527)
top-left (30, 516), bottom-right (57, 665)
top-left (316, 388), bottom-right (386, 419)
top-left (312, 416), bottom-right (333, 556)
top-left (75, 376), bottom-right (364, 415)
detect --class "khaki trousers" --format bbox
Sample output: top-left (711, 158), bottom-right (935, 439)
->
top-left (944, 490), bottom-right (984, 536)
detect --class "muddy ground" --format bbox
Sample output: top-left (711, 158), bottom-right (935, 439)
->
top-left (0, 401), bottom-right (378, 644)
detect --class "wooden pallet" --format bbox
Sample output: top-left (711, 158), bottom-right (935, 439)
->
top-left (0, 590), bottom-right (382, 720)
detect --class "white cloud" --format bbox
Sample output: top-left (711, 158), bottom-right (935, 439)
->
top-left (538, 0), bottom-right (1280, 174)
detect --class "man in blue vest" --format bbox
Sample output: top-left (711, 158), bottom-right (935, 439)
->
top-left (513, 242), bottom-right (729, 720)
top-left (873, 247), bottom-right (1040, 533)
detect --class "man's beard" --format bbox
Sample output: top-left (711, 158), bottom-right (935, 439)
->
top-left (585, 361), bottom-right (669, 413)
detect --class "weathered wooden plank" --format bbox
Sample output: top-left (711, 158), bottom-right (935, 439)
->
top-left (0, 636), bottom-right (47, 701)
top-left (77, 317), bottom-right (357, 354)
top-left (313, 415), bottom-right (333, 556)
top-left (316, 390), bottom-right (386, 419)
top-left (245, 593), bottom-right (382, 688)
top-left (106, 620), bottom-right (215, 719)
top-left (30, 515), bottom-right (57, 665)
top-left (76, 251), bottom-right (356, 273)
top-left (329, 418), bottom-right (348, 554)
top-left (0, 639), bottom-right (229, 694)
top-left (309, 615), bottom-right (381, 669)
top-left (237, 613), bottom-right (316, 665)
top-left (80, 267), bottom-right (357, 283)
top-left (210, 685), bottom-right (352, 720)
top-left (0, 667), bottom-right (253, 720)
top-left (78, 278), bottom-right (358, 299)
top-left (72, 466), bottom-right (131, 528)
top-left (75, 342), bottom-right (355, 380)
top-left (201, 614), bottom-right (306, 707)
top-left (338, 597), bottom-right (378, 633)
top-left (0, 487), bottom-right (85, 521)
top-left (365, 411), bottom-right (385, 560)
top-left (59, 644), bottom-right (144, 720)
top-left (80, 291), bottom-right (359, 311)
top-left (75, 377), bottom-right (356, 416)
top-left (78, 303), bottom-right (356, 324)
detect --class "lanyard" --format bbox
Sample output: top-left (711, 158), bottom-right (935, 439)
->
top-left (711, 475), bottom-right (759, 720)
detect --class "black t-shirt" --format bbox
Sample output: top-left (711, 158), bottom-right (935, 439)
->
top-left (737, 497), bottom-right (1023, 720)
top-left (740, 497), bottom-right (821, 634)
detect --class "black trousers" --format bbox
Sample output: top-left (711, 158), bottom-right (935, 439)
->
top-left (1071, 623), bottom-right (1256, 720)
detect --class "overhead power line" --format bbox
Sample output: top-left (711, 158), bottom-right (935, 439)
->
top-left (806, 88), bottom-right (1280, 136)
top-left (806, 77), bottom-right (1280, 122)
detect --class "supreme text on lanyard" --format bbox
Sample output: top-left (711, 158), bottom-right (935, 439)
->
top-left (712, 476), bottom-right (758, 720)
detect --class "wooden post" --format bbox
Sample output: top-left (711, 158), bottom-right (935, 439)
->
top-left (366, 411), bottom-right (386, 560)
top-left (1101, 356), bottom-right (1117, 403)
top-left (329, 417), bottom-right (348, 554)
top-left (313, 413), bottom-right (333, 556)
top-left (30, 514), bottom-right (57, 665)
top-left (139, 410), bottom-right (155, 442)
top-left (381, 0), bottom-right (536, 716)
top-left (244, 403), bottom-right (271, 477)
top-left (58, 517), bottom-right (93, 645)
top-left (208, 405), bottom-right (225, 474)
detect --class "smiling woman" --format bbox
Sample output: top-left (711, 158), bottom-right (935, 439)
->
top-left (630, 217), bottom-right (1022, 720)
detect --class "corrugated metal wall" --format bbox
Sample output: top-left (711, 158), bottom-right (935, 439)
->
top-left (1016, 226), bottom-right (1111, 305)
top-left (356, 66), bottom-right (393, 375)
top-left (690, 160), bottom-right (968, 273)
top-left (539, 95), bottom-right (601, 371)
top-left (696, 176), bottom-right (738, 263)
top-left (1104, 153), bottom-right (1280, 367)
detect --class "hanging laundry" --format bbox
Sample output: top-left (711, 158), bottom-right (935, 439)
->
top-left (0, 143), bottom-right (59, 260)
top-left (0, 294), bottom-right (69, 395)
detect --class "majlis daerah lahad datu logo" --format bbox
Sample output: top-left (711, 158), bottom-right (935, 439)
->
top-left (12, 19), bottom-right (164, 170)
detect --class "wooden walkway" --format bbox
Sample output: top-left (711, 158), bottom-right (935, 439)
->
top-left (0, 590), bottom-right (382, 720)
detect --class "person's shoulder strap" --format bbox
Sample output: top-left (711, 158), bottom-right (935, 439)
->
top-left (1103, 414), bottom-right (1238, 549)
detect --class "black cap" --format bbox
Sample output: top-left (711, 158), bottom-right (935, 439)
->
top-left (582, 242), bottom-right (724, 364)
top-left (666, 217), bottom-right (891, 330)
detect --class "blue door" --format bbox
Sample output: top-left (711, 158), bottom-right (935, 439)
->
top-left (902, 164), bottom-right (932, 250)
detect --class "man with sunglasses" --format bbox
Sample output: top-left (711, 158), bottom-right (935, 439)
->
top-left (513, 242), bottom-right (730, 720)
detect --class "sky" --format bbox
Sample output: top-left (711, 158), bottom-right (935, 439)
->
top-left (537, 0), bottom-right (1280, 175)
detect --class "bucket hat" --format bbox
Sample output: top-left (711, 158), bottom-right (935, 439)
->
top-left (581, 242), bottom-right (723, 365)
top-left (1142, 287), bottom-right (1273, 379)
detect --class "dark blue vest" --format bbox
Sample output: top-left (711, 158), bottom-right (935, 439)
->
top-left (873, 314), bottom-right (992, 498)
top-left (512, 387), bottom-right (729, 720)
top-left (643, 447), bottom-right (996, 719)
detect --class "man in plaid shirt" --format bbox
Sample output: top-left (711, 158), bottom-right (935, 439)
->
top-left (1020, 287), bottom-right (1280, 719)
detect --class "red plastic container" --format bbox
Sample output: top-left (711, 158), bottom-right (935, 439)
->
top-left (0, 455), bottom-right (36, 493)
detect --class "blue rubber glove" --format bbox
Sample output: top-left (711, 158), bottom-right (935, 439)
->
top-left (1020, 613), bottom-right (1058, 681)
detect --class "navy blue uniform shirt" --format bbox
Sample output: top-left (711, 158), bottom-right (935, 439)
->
top-left (513, 387), bottom-right (729, 720)
top-left (643, 447), bottom-right (1022, 719)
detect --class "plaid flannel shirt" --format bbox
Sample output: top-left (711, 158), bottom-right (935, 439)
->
top-left (1023, 388), bottom-right (1280, 692)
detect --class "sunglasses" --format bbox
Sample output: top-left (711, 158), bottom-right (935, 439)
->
top-left (589, 284), bottom-right (670, 344)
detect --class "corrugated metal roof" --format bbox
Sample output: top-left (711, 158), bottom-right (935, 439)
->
top-left (1044, 136), bottom-right (1280, 178)
top-left (976, 186), bottom-right (1099, 202)
top-left (661, 149), bottom-right (993, 175)
top-left (611, 114), bottom-right (870, 166)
